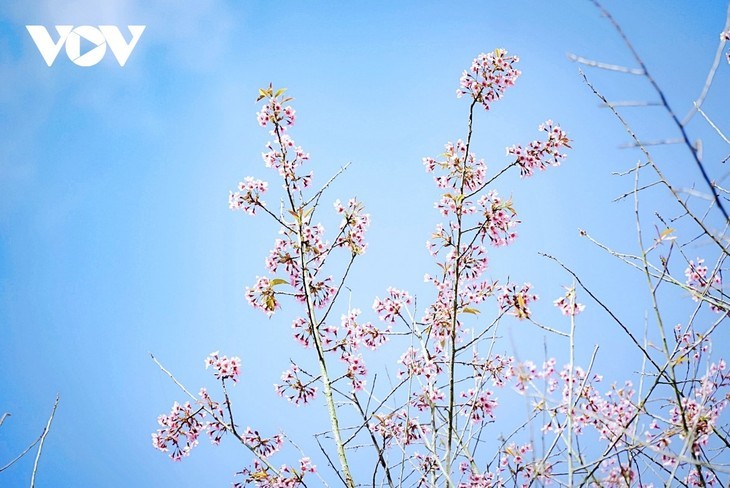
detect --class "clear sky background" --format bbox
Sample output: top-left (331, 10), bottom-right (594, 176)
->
top-left (1, 1), bottom-right (729, 486)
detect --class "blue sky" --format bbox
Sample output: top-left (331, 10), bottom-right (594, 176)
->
top-left (1, 1), bottom-right (729, 486)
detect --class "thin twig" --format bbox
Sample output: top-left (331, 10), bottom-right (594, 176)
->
top-left (694, 103), bottom-right (730, 145)
top-left (601, 101), bottom-right (661, 108)
top-left (304, 162), bottom-right (352, 208)
top-left (30, 394), bottom-right (60, 488)
top-left (567, 53), bottom-right (644, 74)
top-left (681, 2), bottom-right (730, 126)
top-left (619, 139), bottom-right (682, 149)
top-left (0, 436), bottom-right (40, 473)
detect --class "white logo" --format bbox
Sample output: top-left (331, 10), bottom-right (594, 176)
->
top-left (26, 25), bottom-right (146, 67)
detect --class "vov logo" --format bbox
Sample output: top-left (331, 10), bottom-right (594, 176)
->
top-left (26, 25), bottom-right (146, 67)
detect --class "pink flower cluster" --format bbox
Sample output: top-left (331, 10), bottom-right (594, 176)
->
top-left (460, 388), bottom-right (499, 423)
top-left (477, 191), bottom-right (519, 246)
top-left (371, 410), bottom-right (426, 447)
top-left (261, 135), bottom-right (311, 184)
top-left (341, 352), bottom-right (367, 392)
top-left (229, 177), bottom-right (268, 215)
top-left (247, 222), bottom-right (338, 317)
top-left (205, 351), bottom-right (242, 383)
top-left (684, 257), bottom-right (724, 311)
top-left (254, 86), bottom-right (313, 187)
top-left (256, 86), bottom-right (296, 129)
top-left (497, 282), bottom-right (539, 320)
top-left (340, 308), bottom-right (389, 351)
top-left (553, 286), bottom-right (585, 316)
top-left (673, 323), bottom-right (712, 360)
top-left (685, 257), bottom-right (721, 288)
top-left (246, 276), bottom-right (280, 316)
top-left (333, 198), bottom-right (371, 255)
top-left (471, 353), bottom-right (513, 388)
top-left (373, 287), bottom-right (413, 323)
top-left (458, 443), bottom-right (552, 487)
top-left (152, 387), bottom-right (228, 461)
top-left (507, 120), bottom-right (571, 178)
top-left (423, 140), bottom-right (487, 192)
top-left (243, 427), bottom-right (284, 458)
top-left (398, 346), bottom-right (440, 379)
top-left (457, 49), bottom-right (521, 111)
top-left (152, 400), bottom-right (206, 461)
top-left (412, 384), bottom-right (445, 411)
top-left (669, 396), bottom-right (722, 455)
top-left (275, 363), bottom-right (318, 406)
top-left (234, 457), bottom-right (315, 488)
top-left (596, 459), bottom-right (636, 487)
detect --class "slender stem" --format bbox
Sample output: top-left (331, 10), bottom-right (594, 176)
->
top-left (681, 2), bottom-right (730, 126)
top-left (272, 120), bottom-right (354, 487)
top-left (567, 288), bottom-right (576, 486)
top-left (446, 95), bottom-right (480, 481)
top-left (30, 394), bottom-right (59, 488)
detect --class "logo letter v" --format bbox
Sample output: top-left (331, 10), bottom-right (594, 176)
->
top-left (99, 25), bottom-right (145, 67)
top-left (26, 25), bottom-right (72, 66)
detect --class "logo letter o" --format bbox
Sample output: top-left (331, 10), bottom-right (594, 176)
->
top-left (65, 25), bottom-right (106, 66)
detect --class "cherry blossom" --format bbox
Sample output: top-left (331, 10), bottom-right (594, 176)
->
top-left (457, 49), bottom-right (521, 111)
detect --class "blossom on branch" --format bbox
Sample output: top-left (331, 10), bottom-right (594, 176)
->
top-left (457, 49), bottom-right (521, 111)
top-left (507, 120), bottom-right (571, 178)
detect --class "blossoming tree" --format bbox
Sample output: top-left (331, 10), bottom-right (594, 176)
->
top-left (151, 4), bottom-right (730, 485)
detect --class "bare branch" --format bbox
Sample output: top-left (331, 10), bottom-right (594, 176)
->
top-left (601, 101), bottom-right (662, 108)
top-left (681, 2), bottom-right (730, 125)
top-left (588, 0), bottom-right (730, 221)
top-left (567, 53), bottom-right (644, 74)
top-left (30, 394), bottom-right (60, 488)
top-left (694, 103), bottom-right (730, 145)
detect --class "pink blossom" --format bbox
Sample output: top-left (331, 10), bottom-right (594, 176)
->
top-left (242, 427), bottom-right (283, 458)
top-left (412, 384), bottom-right (445, 411)
top-left (275, 363), bottom-right (318, 406)
top-left (235, 458), bottom-right (310, 487)
top-left (341, 308), bottom-right (389, 350)
top-left (333, 198), bottom-right (370, 255)
top-left (460, 388), bottom-right (499, 423)
top-left (553, 286), bottom-right (585, 316)
top-left (373, 287), bottom-right (412, 323)
top-left (229, 177), bottom-right (268, 215)
top-left (507, 120), bottom-right (571, 178)
top-left (204, 351), bottom-right (242, 383)
top-left (371, 410), bottom-right (425, 447)
top-left (341, 352), bottom-right (367, 392)
top-left (497, 282), bottom-right (538, 320)
top-left (476, 191), bottom-right (519, 246)
top-left (457, 49), bottom-right (521, 111)
top-left (246, 276), bottom-right (279, 316)
top-left (152, 401), bottom-right (206, 461)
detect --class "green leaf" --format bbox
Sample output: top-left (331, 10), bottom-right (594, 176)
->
top-left (462, 307), bottom-right (480, 315)
top-left (270, 278), bottom-right (288, 287)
